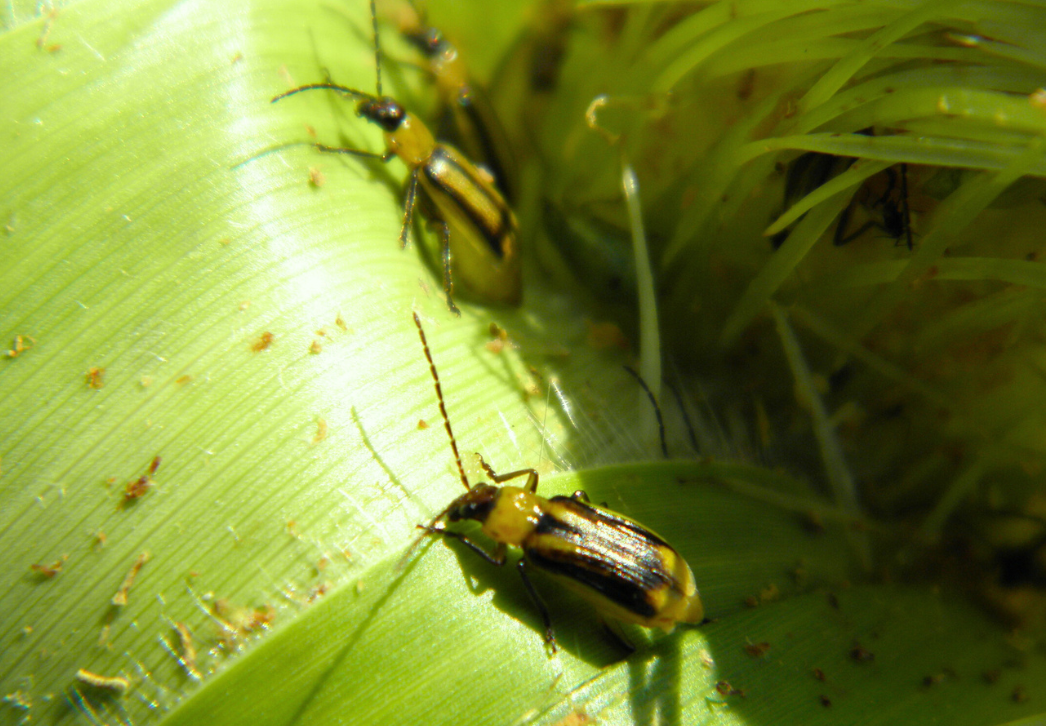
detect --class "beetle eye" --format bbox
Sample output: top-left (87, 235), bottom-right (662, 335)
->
top-left (456, 497), bottom-right (494, 522)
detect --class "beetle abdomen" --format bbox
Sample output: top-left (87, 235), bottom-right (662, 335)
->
top-left (524, 496), bottom-right (700, 627)
top-left (419, 145), bottom-right (521, 305)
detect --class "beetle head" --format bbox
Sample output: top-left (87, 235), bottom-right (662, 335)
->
top-left (445, 484), bottom-right (498, 524)
top-left (403, 26), bottom-right (446, 58)
top-left (357, 97), bottom-right (406, 132)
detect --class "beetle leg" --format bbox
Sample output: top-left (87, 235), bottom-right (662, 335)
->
top-left (420, 525), bottom-right (506, 566)
top-left (517, 559), bottom-right (557, 653)
top-left (500, 468), bottom-right (539, 493)
top-left (312, 143), bottom-right (395, 164)
top-left (571, 490), bottom-right (609, 507)
top-left (426, 527), bottom-right (557, 652)
top-left (833, 183), bottom-right (878, 246)
top-left (477, 455), bottom-right (539, 492)
top-left (432, 220), bottom-right (460, 316)
top-left (400, 170), bottom-right (419, 248)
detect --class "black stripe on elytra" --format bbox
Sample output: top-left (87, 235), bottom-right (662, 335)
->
top-left (528, 503), bottom-right (675, 618)
top-left (461, 100), bottom-right (511, 199)
top-left (527, 542), bottom-right (661, 618)
top-left (547, 496), bottom-right (672, 549)
top-left (423, 147), bottom-right (509, 259)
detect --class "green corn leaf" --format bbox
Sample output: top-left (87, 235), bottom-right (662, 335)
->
top-left (2, 1), bottom-right (1044, 725)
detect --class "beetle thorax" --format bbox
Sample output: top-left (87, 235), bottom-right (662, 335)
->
top-left (481, 486), bottom-right (543, 547)
top-left (384, 112), bottom-right (436, 167)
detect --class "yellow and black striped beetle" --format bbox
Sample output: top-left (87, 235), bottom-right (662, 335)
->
top-left (771, 129), bottom-right (913, 251)
top-left (271, 1), bottom-right (521, 313)
top-left (401, 15), bottom-right (518, 204)
top-left (412, 313), bottom-right (704, 652)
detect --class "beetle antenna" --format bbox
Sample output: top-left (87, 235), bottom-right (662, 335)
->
top-left (414, 313), bottom-right (471, 491)
top-left (370, 0), bottom-right (383, 97)
top-left (231, 141), bottom-right (322, 170)
top-left (666, 379), bottom-right (699, 453)
top-left (623, 365), bottom-right (668, 458)
top-left (272, 83), bottom-right (374, 104)
top-left (534, 376), bottom-right (553, 474)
